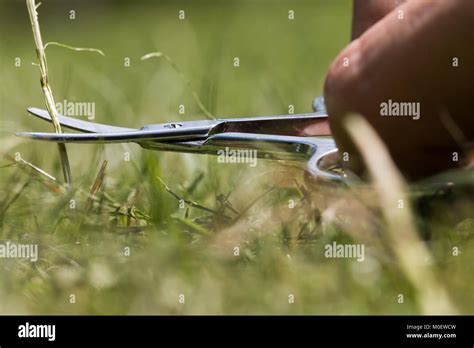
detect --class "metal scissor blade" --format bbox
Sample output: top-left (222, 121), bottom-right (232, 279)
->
top-left (27, 107), bottom-right (137, 133)
top-left (15, 123), bottom-right (215, 143)
top-left (26, 105), bottom-right (329, 139)
top-left (19, 97), bottom-right (345, 182)
top-left (218, 112), bottom-right (329, 137)
top-left (21, 107), bottom-right (221, 143)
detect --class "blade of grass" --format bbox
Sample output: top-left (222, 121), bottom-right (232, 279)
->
top-left (216, 192), bottom-right (240, 215)
top-left (171, 215), bottom-right (211, 236)
top-left (2, 153), bottom-right (63, 192)
top-left (17, 157), bottom-right (56, 181)
top-left (0, 179), bottom-right (31, 222)
top-left (2, 153), bottom-right (55, 181)
top-left (232, 185), bottom-right (276, 223)
top-left (185, 172), bottom-right (204, 195)
top-left (345, 114), bottom-right (457, 314)
top-left (141, 52), bottom-right (215, 119)
top-left (157, 176), bottom-right (216, 214)
top-left (86, 160), bottom-right (108, 211)
top-left (26, 0), bottom-right (72, 187)
top-left (44, 42), bottom-right (105, 56)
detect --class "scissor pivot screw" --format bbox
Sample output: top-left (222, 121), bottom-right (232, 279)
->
top-left (164, 123), bottom-right (183, 129)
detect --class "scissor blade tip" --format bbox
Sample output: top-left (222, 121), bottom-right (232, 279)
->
top-left (27, 107), bottom-right (48, 117)
top-left (16, 132), bottom-right (34, 137)
top-left (27, 107), bottom-right (39, 113)
top-left (16, 132), bottom-right (50, 138)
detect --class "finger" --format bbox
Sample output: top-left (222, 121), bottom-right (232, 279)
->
top-left (325, 0), bottom-right (474, 180)
top-left (352, 0), bottom-right (407, 39)
top-left (299, 119), bottom-right (331, 136)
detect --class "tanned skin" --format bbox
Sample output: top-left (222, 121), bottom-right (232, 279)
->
top-left (308, 0), bottom-right (474, 181)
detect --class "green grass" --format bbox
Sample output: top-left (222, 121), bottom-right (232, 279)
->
top-left (1, 0), bottom-right (474, 315)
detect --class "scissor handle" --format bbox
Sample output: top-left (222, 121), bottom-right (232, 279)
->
top-left (307, 148), bottom-right (345, 182)
top-left (154, 132), bottom-right (345, 182)
top-left (210, 133), bottom-right (344, 181)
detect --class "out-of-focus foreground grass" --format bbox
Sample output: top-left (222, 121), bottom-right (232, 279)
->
top-left (1, 0), bottom-right (474, 314)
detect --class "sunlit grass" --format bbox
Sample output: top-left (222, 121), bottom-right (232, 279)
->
top-left (0, 0), bottom-right (473, 315)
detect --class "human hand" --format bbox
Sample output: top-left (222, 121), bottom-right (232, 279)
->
top-left (324, 0), bottom-right (474, 181)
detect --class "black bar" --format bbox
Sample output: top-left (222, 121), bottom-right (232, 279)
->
top-left (0, 315), bottom-right (473, 346)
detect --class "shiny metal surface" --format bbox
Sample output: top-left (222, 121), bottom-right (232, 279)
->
top-left (18, 98), bottom-right (344, 182)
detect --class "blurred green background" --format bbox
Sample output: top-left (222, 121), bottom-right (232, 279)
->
top-left (1, 0), bottom-right (473, 315)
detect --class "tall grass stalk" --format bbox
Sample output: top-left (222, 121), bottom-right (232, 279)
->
top-left (26, 0), bottom-right (72, 187)
top-left (345, 115), bottom-right (457, 314)
top-left (141, 52), bottom-right (214, 119)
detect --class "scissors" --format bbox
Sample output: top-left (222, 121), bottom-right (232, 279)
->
top-left (16, 97), bottom-right (345, 182)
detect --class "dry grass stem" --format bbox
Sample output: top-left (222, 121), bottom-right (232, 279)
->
top-left (86, 160), bottom-right (108, 211)
top-left (44, 42), bottom-right (105, 56)
top-left (26, 0), bottom-right (72, 187)
top-left (345, 115), bottom-right (457, 314)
